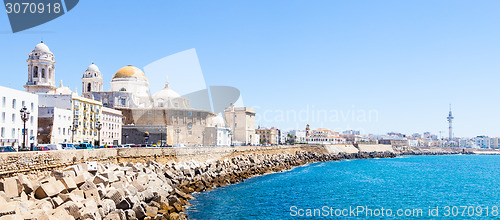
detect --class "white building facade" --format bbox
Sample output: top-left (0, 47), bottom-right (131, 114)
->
top-left (101, 107), bottom-right (122, 146)
top-left (289, 130), bottom-right (306, 143)
top-left (224, 105), bottom-right (257, 146)
top-left (203, 114), bottom-right (231, 146)
top-left (38, 107), bottom-right (72, 144)
top-left (306, 128), bottom-right (346, 145)
top-left (0, 86), bottom-right (38, 150)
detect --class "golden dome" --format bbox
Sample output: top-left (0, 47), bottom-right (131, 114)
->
top-left (112, 65), bottom-right (147, 80)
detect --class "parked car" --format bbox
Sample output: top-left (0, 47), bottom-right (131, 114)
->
top-left (45, 144), bottom-right (63, 151)
top-left (76, 143), bottom-right (94, 149)
top-left (35, 145), bottom-right (50, 151)
top-left (61, 143), bottom-right (76, 150)
top-left (0, 146), bottom-right (16, 152)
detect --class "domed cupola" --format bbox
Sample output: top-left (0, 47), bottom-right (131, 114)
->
top-left (25, 41), bottom-right (57, 94)
top-left (82, 62), bottom-right (104, 95)
top-left (153, 77), bottom-right (190, 108)
top-left (110, 65), bottom-right (152, 108)
top-left (211, 113), bottom-right (227, 128)
top-left (83, 62), bottom-right (102, 78)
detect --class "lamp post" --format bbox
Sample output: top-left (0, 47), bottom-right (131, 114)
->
top-left (20, 106), bottom-right (30, 151)
top-left (70, 124), bottom-right (78, 143)
top-left (144, 132), bottom-right (150, 145)
top-left (96, 122), bottom-right (102, 147)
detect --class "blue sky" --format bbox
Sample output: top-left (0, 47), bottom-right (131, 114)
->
top-left (1, 0), bottom-right (500, 137)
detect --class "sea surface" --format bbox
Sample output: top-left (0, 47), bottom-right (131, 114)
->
top-left (185, 155), bottom-right (500, 219)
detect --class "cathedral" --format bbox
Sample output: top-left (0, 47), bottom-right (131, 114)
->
top-left (24, 41), bottom-right (231, 146)
top-left (80, 56), bottom-right (225, 146)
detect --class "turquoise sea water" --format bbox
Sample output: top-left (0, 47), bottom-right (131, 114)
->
top-left (186, 155), bottom-right (500, 219)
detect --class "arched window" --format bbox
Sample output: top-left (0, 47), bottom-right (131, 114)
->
top-left (33, 66), bottom-right (38, 77)
top-left (157, 99), bottom-right (164, 107)
top-left (41, 69), bottom-right (45, 78)
top-left (119, 88), bottom-right (126, 92)
top-left (87, 83), bottom-right (91, 92)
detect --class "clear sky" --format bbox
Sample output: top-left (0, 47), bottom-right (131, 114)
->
top-left (1, 0), bottom-right (500, 137)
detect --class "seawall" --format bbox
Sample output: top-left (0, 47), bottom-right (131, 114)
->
top-left (0, 145), bottom-right (330, 177)
top-left (0, 144), bottom-right (483, 219)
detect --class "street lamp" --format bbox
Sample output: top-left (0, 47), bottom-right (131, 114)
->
top-left (19, 106), bottom-right (30, 151)
top-left (96, 122), bottom-right (102, 147)
top-left (70, 124), bottom-right (78, 143)
top-left (144, 132), bottom-right (150, 145)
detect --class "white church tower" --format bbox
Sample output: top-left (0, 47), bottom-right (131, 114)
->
top-left (82, 62), bottom-right (103, 98)
top-left (24, 41), bottom-right (57, 94)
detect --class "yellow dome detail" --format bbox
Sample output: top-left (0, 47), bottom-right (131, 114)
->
top-left (113, 65), bottom-right (147, 80)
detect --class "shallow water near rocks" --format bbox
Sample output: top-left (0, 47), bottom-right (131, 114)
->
top-left (186, 155), bottom-right (500, 219)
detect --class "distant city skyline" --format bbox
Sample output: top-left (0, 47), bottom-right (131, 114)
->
top-left (1, 1), bottom-right (500, 137)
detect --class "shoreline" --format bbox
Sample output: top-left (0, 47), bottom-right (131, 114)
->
top-left (0, 145), bottom-right (489, 219)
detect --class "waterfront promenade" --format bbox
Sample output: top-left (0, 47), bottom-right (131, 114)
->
top-left (0, 144), bottom-right (495, 219)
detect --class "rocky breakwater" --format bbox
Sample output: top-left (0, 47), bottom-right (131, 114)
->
top-left (0, 150), bottom-right (398, 220)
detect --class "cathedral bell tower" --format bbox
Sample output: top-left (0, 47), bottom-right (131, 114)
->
top-left (82, 62), bottom-right (103, 98)
top-left (25, 41), bottom-right (57, 94)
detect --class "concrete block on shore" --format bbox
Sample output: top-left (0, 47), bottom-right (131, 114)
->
top-left (101, 199), bottom-right (117, 216)
top-left (145, 206), bottom-right (158, 217)
top-left (0, 177), bottom-right (21, 199)
top-left (79, 180), bottom-right (97, 191)
top-left (84, 189), bottom-right (100, 203)
top-left (102, 172), bottom-right (119, 183)
top-left (93, 174), bottom-right (109, 186)
top-left (60, 177), bottom-right (77, 191)
top-left (0, 202), bottom-right (18, 217)
top-left (34, 177), bottom-right (66, 199)
top-left (86, 161), bottom-right (98, 172)
top-left (17, 174), bottom-right (34, 194)
top-left (60, 201), bottom-right (81, 219)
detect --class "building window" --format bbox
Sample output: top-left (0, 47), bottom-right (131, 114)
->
top-left (148, 111), bottom-right (152, 115)
top-left (58, 128), bottom-right (61, 135)
top-left (12, 99), bottom-right (16, 109)
top-left (0, 127), bottom-right (4, 138)
top-left (11, 128), bottom-right (15, 138)
top-left (30, 116), bottom-right (33, 125)
top-left (30, 130), bottom-right (33, 137)
top-left (11, 114), bottom-right (15, 123)
top-left (120, 98), bottom-right (126, 106)
top-left (1, 112), bottom-right (4, 123)
top-left (31, 103), bottom-right (34, 111)
top-left (21, 101), bottom-right (25, 108)
top-left (1, 97), bottom-right (5, 108)
top-left (187, 122), bottom-right (192, 129)
top-left (188, 112), bottom-right (192, 117)
top-left (33, 66), bottom-right (38, 77)
top-left (63, 128), bottom-right (66, 135)
top-left (41, 69), bottom-right (45, 78)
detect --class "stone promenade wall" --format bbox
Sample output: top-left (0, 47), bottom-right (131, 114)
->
top-left (0, 144), bottom-right (390, 177)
